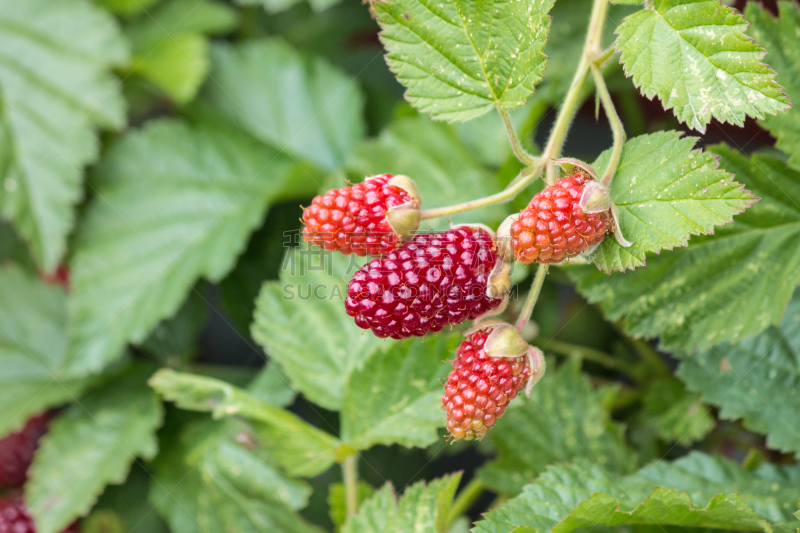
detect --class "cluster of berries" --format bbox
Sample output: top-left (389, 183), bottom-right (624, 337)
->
top-left (0, 414), bottom-right (76, 532)
top-left (302, 168), bottom-right (619, 440)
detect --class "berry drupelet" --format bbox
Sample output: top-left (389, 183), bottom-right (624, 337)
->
top-left (345, 226), bottom-right (503, 339)
top-left (302, 174), bottom-right (420, 256)
top-left (509, 173), bottom-right (610, 263)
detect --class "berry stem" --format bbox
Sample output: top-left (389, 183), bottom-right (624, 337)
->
top-left (536, 338), bottom-right (620, 370)
top-left (591, 63), bottom-right (626, 187)
top-left (418, 0), bottom-right (613, 220)
top-left (342, 454), bottom-right (359, 516)
top-left (498, 108), bottom-right (537, 167)
top-left (515, 264), bottom-right (548, 332)
top-left (446, 479), bottom-right (485, 527)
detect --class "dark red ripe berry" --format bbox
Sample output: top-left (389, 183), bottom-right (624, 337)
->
top-left (302, 174), bottom-right (413, 256)
top-left (0, 414), bottom-right (50, 489)
top-left (345, 227), bottom-right (502, 339)
top-left (442, 330), bottom-right (530, 441)
top-left (510, 173), bottom-right (609, 263)
top-left (0, 496), bottom-right (78, 533)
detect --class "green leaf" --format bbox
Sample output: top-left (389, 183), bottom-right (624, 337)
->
top-left (345, 115), bottom-right (506, 229)
top-left (570, 145), bottom-right (800, 352)
top-left (126, 0), bottom-right (239, 103)
top-left (640, 377), bottom-right (714, 446)
top-left (342, 474), bottom-right (462, 533)
top-left (373, 0), bottom-right (554, 123)
top-left (0, 264), bottom-right (91, 437)
top-left (676, 290), bottom-right (800, 455)
top-left (150, 369), bottom-right (341, 477)
top-left (633, 452), bottom-right (800, 530)
top-left (247, 362), bottom-right (297, 409)
top-left (97, 0), bottom-right (163, 16)
top-left (616, 0), bottom-right (789, 133)
top-left (252, 248), bottom-right (384, 411)
top-left (151, 419), bottom-right (317, 533)
top-left (0, 0), bottom-right (128, 270)
top-left (475, 453), bottom-right (800, 533)
top-left (94, 462), bottom-right (170, 533)
top-left (341, 335), bottom-right (454, 451)
top-left (479, 358), bottom-right (636, 495)
top-left (200, 39), bottom-right (365, 171)
top-left (328, 482), bottom-right (374, 531)
top-left (588, 131), bottom-right (754, 272)
top-left (66, 119), bottom-right (305, 376)
top-left (26, 365), bottom-right (163, 533)
top-left (140, 289), bottom-right (207, 365)
top-left (747, 1), bottom-right (800, 171)
top-left (235, 0), bottom-right (342, 14)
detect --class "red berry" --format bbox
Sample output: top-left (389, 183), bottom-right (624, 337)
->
top-left (510, 173), bottom-right (609, 263)
top-left (442, 329), bottom-right (530, 441)
top-left (0, 414), bottom-right (50, 489)
top-left (41, 264), bottom-right (70, 290)
top-left (0, 496), bottom-right (77, 533)
top-left (302, 174), bottom-right (417, 256)
top-left (345, 226), bottom-right (503, 339)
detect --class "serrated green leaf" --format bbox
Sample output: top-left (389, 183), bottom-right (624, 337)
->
top-left (479, 358), bottom-right (636, 495)
top-left (345, 115), bottom-right (506, 229)
top-left (151, 419), bottom-right (316, 533)
top-left (475, 453), bottom-right (800, 533)
top-left (66, 119), bottom-right (308, 376)
top-left (341, 336), bottom-right (454, 451)
top-left (632, 452), bottom-right (800, 529)
top-left (570, 145), bottom-right (800, 352)
top-left (747, 1), bottom-right (800, 171)
top-left (616, 0), bottom-right (789, 133)
top-left (200, 39), bottom-right (365, 171)
top-left (0, 0), bottom-right (128, 270)
top-left (328, 482), bottom-right (374, 531)
top-left (342, 474), bottom-right (462, 533)
top-left (150, 369), bottom-right (341, 477)
top-left (26, 365), bottom-right (163, 533)
top-left (252, 248), bottom-right (385, 411)
top-left (588, 131), bottom-right (754, 272)
top-left (373, 0), bottom-right (554, 123)
top-left (0, 264), bottom-right (91, 437)
top-left (640, 377), bottom-right (714, 446)
top-left (126, 0), bottom-right (239, 103)
top-left (676, 290), bottom-right (800, 455)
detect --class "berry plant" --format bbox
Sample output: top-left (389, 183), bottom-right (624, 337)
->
top-left (1, 0), bottom-right (800, 531)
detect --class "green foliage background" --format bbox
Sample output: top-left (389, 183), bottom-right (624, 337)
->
top-left (0, 0), bottom-right (799, 532)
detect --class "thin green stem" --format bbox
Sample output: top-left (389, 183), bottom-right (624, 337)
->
top-left (498, 107), bottom-right (537, 166)
top-left (420, 164), bottom-right (544, 220)
top-left (629, 338), bottom-right (671, 377)
top-left (418, 0), bottom-right (611, 220)
top-left (537, 338), bottom-right (620, 370)
top-left (343, 454), bottom-right (359, 516)
top-left (515, 264), bottom-right (548, 332)
top-left (446, 479), bottom-right (484, 527)
top-left (591, 64), bottom-right (626, 187)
